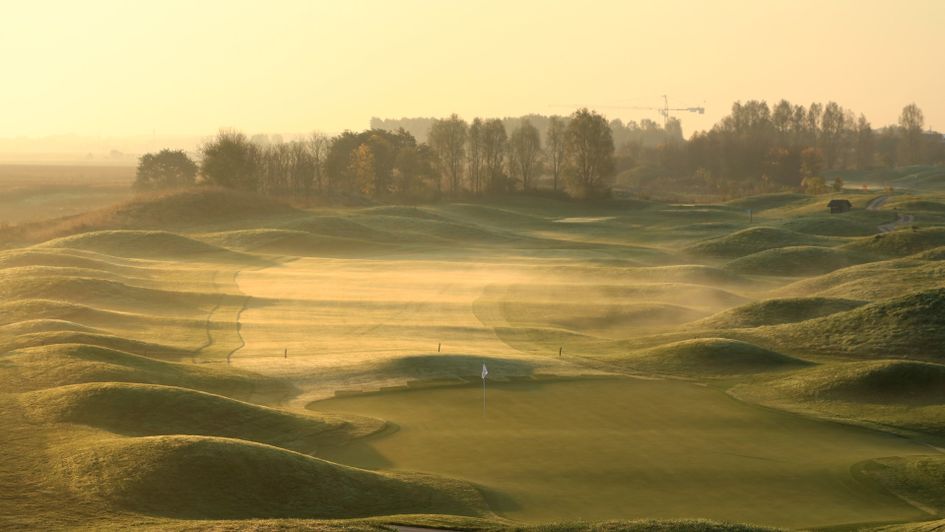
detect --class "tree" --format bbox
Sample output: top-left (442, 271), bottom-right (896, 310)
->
top-left (899, 103), bottom-right (925, 165)
top-left (546, 116), bottom-right (568, 192)
top-left (350, 143), bottom-right (376, 195)
top-left (308, 132), bottom-right (329, 193)
top-left (428, 114), bottom-right (467, 194)
top-left (134, 149), bottom-right (197, 190)
top-left (831, 176), bottom-right (845, 192)
top-left (854, 114), bottom-right (875, 169)
top-left (481, 119), bottom-right (508, 193)
top-left (508, 119), bottom-right (542, 192)
top-left (801, 176), bottom-right (828, 194)
top-left (200, 130), bottom-right (259, 191)
top-left (800, 147), bottom-right (825, 179)
top-left (565, 108), bottom-right (615, 198)
top-left (467, 118), bottom-right (484, 194)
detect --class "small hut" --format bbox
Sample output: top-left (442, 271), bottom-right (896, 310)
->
top-left (828, 199), bottom-right (852, 214)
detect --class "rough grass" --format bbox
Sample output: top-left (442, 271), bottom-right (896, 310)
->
top-left (695, 297), bottom-right (865, 329)
top-left (726, 192), bottom-right (808, 212)
top-left (854, 455), bottom-right (945, 514)
top-left (618, 338), bottom-right (810, 376)
top-left (749, 360), bottom-right (945, 405)
top-left (686, 227), bottom-right (832, 258)
top-left (0, 344), bottom-right (280, 398)
top-left (38, 230), bottom-right (258, 262)
top-left (779, 215), bottom-right (877, 237)
top-left (844, 227), bottom-right (945, 259)
top-left (57, 435), bottom-right (490, 519)
top-left (21, 382), bottom-right (383, 453)
top-left (202, 229), bottom-right (389, 256)
top-left (725, 245), bottom-right (866, 276)
top-left (768, 288), bottom-right (945, 358)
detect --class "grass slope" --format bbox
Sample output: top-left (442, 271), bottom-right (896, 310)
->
top-left (725, 245), bottom-right (866, 276)
top-left (58, 435), bottom-right (490, 519)
top-left (854, 455), bottom-right (945, 514)
top-left (687, 227), bottom-right (831, 258)
top-left (39, 230), bottom-right (257, 262)
top-left (768, 288), bottom-right (945, 358)
top-left (21, 382), bottom-right (383, 453)
top-left (695, 297), bottom-right (865, 328)
top-left (620, 338), bottom-right (810, 376)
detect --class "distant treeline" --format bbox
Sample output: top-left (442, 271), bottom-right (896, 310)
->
top-left (135, 101), bottom-right (943, 201)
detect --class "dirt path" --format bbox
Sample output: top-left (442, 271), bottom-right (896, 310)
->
top-left (868, 195), bottom-right (915, 233)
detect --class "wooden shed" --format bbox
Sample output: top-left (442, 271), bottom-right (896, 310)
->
top-left (828, 199), bottom-right (853, 214)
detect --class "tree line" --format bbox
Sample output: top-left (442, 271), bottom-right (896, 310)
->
top-left (135, 102), bottom-right (943, 200)
top-left (135, 108), bottom-right (617, 199)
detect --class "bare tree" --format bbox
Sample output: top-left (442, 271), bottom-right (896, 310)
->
top-left (565, 108), bottom-right (614, 198)
top-left (508, 119), bottom-right (542, 192)
top-left (467, 118), bottom-right (484, 194)
top-left (308, 132), bottom-right (329, 193)
top-left (481, 119), bottom-right (508, 193)
top-left (546, 116), bottom-right (567, 192)
top-left (899, 103), bottom-right (925, 165)
top-left (428, 114), bottom-right (468, 194)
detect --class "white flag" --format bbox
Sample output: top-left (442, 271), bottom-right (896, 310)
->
top-left (481, 363), bottom-right (488, 379)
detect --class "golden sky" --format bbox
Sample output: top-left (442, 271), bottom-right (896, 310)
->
top-left (2, 0), bottom-right (943, 138)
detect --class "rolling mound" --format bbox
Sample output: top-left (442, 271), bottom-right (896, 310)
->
top-left (7, 330), bottom-right (193, 359)
top-left (769, 288), bottom-right (945, 357)
top-left (39, 230), bottom-right (257, 262)
top-left (59, 435), bottom-right (489, 519)
top-left (503, 301), bottom-right (709, 335)
top-left (774, 258), bottom-right (945, 300)
top-left (756, 360), bottom-right (945, 405)
top-left (0, 248), bottom-right (147, 275)
top-left (695, 297), bottom-right (865, 329)
top-left (203, 229), bottom-right (386, 256)
top-left (686, 227), bottom-right (831, 258)
top-left (621, 338), bottom-right (810, 376)
top-left (1, 344), bottom-right (279, 398)
top-left (726, 192), bottom-right (808, 212)
top-left (0, 318), bottom-right (104, 337)
top-left (779, 216), bottom-right (876, 237)
top-left (844, 227), bottom-right (945, 258)
top-left (725, 246), bottom-right (866, 276)
top-left (913, 246), bottom-right (945, 260)
top-left (22, 383), bottom-right (383, 453)
top-left (285, 215), bottom-right (396, 242)
top-left (854, 455), bottom-right (945, 514)
top-left (890, 199), bottom-right (945, 213)
top-left (0, 275), bottom-right (227, 315)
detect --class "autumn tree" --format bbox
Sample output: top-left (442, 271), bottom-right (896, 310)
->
top-left (350, 143), bottom-right (376, 195)
top-left (428, 114), bottom-right (467, 194)
top-left (565, 108), bottom-right (615, 198)
top-left (508, 119), bottom-right (542, 192)
top-left (134, 149), bottom-right (198, 190)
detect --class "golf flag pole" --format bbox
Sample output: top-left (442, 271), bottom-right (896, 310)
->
top-left (481, 363), bottom-right (488, 417)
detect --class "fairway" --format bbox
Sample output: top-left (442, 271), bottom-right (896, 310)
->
top-left (315, 378), bottom-right (932, 529)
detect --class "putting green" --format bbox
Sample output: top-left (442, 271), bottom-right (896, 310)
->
top-left (314, 377), bottom-right (932, 529)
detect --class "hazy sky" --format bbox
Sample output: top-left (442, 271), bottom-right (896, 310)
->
top-left (3, 0), bottom-right (943, 139)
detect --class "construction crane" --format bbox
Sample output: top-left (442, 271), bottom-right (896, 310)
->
top-left (550, 95), bottom-right (704, 128)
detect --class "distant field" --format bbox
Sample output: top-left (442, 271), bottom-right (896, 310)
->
top-left (0, 163), bottom-right (133, 224)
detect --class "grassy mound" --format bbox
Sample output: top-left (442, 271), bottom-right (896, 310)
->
top-left (0, 275), bottom-right (226, 315)
top-left (891, 199), bottom-right (945, 213)
top-left (509, 520), bottom-right (777, 532)
top-left (696, 297), bottom-right (865, 329)
top-left (0, 318), bottom-right (104, 337)
top-left (775, 258), bottom-right (945, 301)
top-left (203, 229), bottom-right (386, 256)
top-left (912, 246), bottom-right (945, 261)
top-left (0, 248), bottom-right (144, 274)
top-left (1, 344), bottom-right (270, 397)
top-left (22, 383), bottom-right (382, 453)
top-left (503, 301), bottom-right (709, 335)
top-left (1, 188), bottom-right (295, 246)
top-left (285, 215), bottom-right (396, 242)
top-left (854, 455), bottom-right (945, 514)
top-left (7, 330), bottom-right (193, 359)
top-left (770, 288), bottom-right (945, 358)
top-left (726, 246), bottom-right (866, 276)
top-left (756, 360), bottom-right (945, 405)
top-left (686, 227), bottom-right (830, 258)
top-left (726, 192), bottom-right (808, 212)
top-left (621, 338), bottom-right (810, 376)
top-left (59, 435), bottom-right (489, 519)
top-left (780, 216), bottom-right (876, 237)
top-left (38, 230), bottom-right (255, 262)
top-left (844, 227), bottom-right (945, 258)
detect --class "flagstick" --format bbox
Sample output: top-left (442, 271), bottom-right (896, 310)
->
top-left (482, 376), bottom-right (486, 417)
